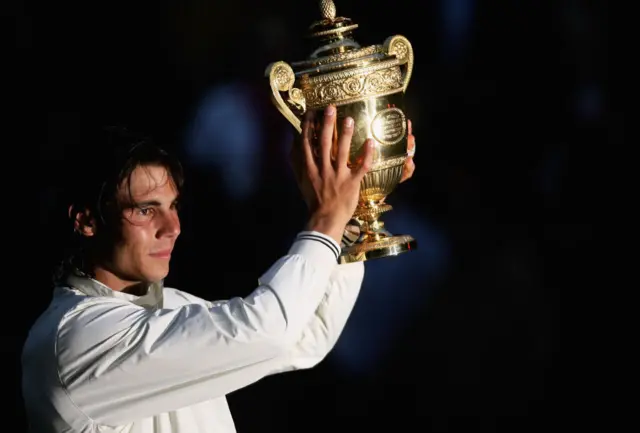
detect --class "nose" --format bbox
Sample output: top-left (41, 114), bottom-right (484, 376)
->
top-left (158, 210), bottom-right (181, 239)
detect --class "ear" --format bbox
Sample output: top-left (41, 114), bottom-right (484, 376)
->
top-left (69, 205), bottom-right (97, 237)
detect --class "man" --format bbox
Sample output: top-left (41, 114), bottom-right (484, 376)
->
top-left (23, 105), bottom-right (416, 432)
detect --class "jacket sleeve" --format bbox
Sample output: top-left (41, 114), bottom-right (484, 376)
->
top-left (166, 235), bottom-right (365, 373)
top-left (277, 259), bottom-right (365, 371)
top-left (55, 233), bottom-right (340, 425)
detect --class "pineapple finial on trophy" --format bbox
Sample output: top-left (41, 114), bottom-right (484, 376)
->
top-left (319, 0), bottom-right (337, 21)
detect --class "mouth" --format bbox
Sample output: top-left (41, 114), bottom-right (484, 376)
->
top-left (150, 249), bottom-right (172, 259)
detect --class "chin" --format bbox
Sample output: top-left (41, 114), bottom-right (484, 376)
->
top-left (144, 266), bottom-right (170, 283)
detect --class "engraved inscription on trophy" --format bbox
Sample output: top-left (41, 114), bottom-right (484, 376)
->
top-left (371, 107), bottom-right (406, 145)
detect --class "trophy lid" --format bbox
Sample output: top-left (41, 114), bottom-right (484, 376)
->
top-left (292, 0), bottom-right (389, 74)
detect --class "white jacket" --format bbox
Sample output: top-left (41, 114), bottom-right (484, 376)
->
top-left (22, 231), bottom-right (364, 432)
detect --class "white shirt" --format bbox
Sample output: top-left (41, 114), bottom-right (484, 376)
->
top-left (22, 231), bottom-right (364, 433)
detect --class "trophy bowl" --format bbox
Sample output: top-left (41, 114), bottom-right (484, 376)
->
top-left (266, 0), bottom-right (417, 264)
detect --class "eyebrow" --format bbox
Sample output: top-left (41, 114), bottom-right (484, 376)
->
top-left (129, 196), bottom-right (180, 208)
top-left (135, 200), bottom-right (162, 207)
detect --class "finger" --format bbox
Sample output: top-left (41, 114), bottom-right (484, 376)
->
top-left (304, 110), bottom-right (320, 159)
top-left (337, 116), bottom-right (354, 170)
top-left (407, 119), bottom-right (412, 136)
top-left (400, 157), bottom-right (415, 183)
top-left (407, 134), bottom-right (415, 158)
top-left (303, 109), bottom-right (316, 124)
top-left (301, 115), bottom-right (319, 178)
top-left (355, 139), bottom-right (375, 179)
top-left (320, 105), bottom-right (336, 171)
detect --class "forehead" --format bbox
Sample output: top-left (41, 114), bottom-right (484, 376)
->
top-left (118, 165), bottom-right (178, 201)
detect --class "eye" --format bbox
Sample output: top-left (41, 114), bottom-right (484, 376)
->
top-left (137, 207), bottom-right (153, 216)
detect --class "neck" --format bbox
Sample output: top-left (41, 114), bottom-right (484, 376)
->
top-left (93, 266), bottom-right (147, 295)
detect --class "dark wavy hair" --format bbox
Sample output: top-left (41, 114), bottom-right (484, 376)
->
top-left (53, 125), bottom-right (184, 283)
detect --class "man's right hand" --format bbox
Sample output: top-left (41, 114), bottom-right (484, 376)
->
top-left (292, 104), bottom-right (374, 245)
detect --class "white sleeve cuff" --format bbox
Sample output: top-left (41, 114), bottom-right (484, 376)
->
top-left (289, 231), bottom-right (341, 265)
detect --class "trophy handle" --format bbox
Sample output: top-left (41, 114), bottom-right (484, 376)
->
top-left (265, 61), bottom-right (307, 134)
top-left (384, 35), bottom-right (414, 93)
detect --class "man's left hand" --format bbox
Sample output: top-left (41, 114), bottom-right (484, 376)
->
top-left (400, 119), bottom-right (416, 183)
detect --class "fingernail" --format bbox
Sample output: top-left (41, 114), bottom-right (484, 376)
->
top-left (326, 105), bottom-right (335, 116)
top-left (368, 139), bottom-right (375, 148)
top-left (345, 117), bottom-right (354, 128)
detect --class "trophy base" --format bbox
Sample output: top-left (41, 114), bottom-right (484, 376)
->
top-left (339, 234), bottom-right (417, 264)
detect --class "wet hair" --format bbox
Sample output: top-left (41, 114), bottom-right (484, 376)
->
top-left (53, 125), bottom-right (184, 282)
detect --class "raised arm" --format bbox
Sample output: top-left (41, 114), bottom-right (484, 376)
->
top-left (283, 118), bottom-right (418, 369)
top-left (53, 234), bottom-right (338, 425)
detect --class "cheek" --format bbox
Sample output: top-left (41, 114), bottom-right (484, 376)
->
top-left (118, 224), bottom-right (155, 258)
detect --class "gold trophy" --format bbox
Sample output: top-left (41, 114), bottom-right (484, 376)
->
top-left (266, 0), bottom-right (417, 264)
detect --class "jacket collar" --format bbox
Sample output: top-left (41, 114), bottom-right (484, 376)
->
top-left (64, 270), bottom-right (164, 310)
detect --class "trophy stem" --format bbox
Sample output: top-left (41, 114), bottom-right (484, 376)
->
top-left (339, 200), bottom-right (417, 264)
top-left (355, 201), bottom-right (394, 243)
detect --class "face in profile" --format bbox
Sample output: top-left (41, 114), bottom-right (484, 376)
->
top-left (75, 164), bottom-right (181, 289)
top-left (111, 164), bottom-right (181, 284)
